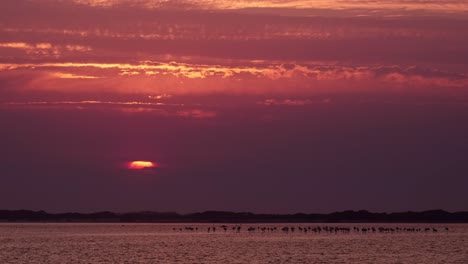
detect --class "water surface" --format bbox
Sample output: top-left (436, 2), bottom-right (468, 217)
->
top-left (1, 223), bottom-right (467, 263)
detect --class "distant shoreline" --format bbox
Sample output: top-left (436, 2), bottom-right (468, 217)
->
top-left (1, 209), bottom-right (468, 223)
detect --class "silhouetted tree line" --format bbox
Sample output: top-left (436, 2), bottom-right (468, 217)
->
top-left (1, 209), bottom-right (467, 223)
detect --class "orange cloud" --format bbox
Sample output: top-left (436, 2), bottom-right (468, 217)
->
top-left (0, 42), bottom-right (92, 58)
top-left (70, 0), bottom-right (468, 14)
top-left (1, 62), bottom-right (467, 96)
top-left (258, 98), bottom-right (331, 106)
top-left (176, 109), bottom-right (217, 119)
top-left (48, 72), bottom-right (99, 79)
top-left (0, 100), bottom-right (220, 120)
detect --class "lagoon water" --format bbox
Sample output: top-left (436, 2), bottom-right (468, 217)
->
top-left (1, 223), bottom-right (467, 263)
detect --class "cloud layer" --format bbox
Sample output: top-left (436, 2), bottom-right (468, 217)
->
top-left (1, 0), bottom-right (468, 101)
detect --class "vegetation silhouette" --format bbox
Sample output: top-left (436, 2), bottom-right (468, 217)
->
top-left (1, 209), bottom-right (468, 223)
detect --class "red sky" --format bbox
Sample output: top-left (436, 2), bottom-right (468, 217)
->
top-left (1, 0), bottom-right (468, 213)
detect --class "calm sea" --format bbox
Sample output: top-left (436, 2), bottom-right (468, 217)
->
top-left (0, 223), bottom-right (467, 263)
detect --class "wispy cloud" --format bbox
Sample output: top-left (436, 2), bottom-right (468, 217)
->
top-left (0, 42), bottom-right (92, 58)
top-left (1, 61), bottom-right (467, 97)
top-left (176, 109), bottom-right (217, 119)
top-left (0, 100), bottom-right (218, 119)
top-left (1, 0), bottom-right (468, 101)
top-left (258, 98), bottom-right (331, 106)
top-left (69, 0), bottom-right (468, 14)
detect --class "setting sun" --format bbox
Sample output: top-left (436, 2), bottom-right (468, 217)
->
top-left (128, 161), bottom-right (157, 170)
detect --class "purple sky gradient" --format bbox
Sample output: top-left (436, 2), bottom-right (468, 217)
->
top-left (1, 0), bottom-right (468, 213)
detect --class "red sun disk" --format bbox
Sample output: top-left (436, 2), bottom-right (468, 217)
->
top-left (128, 161), bottom-right (157, 170)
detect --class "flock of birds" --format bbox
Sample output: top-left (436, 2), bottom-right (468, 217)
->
top-left (172, 225), bottom-right (449, 234)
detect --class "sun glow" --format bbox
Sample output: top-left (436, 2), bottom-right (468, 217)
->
top-left (128, 161), bottom-right (157, 170)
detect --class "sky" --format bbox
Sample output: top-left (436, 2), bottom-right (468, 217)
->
top-left (1, 0), bottom-right (468, 213)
